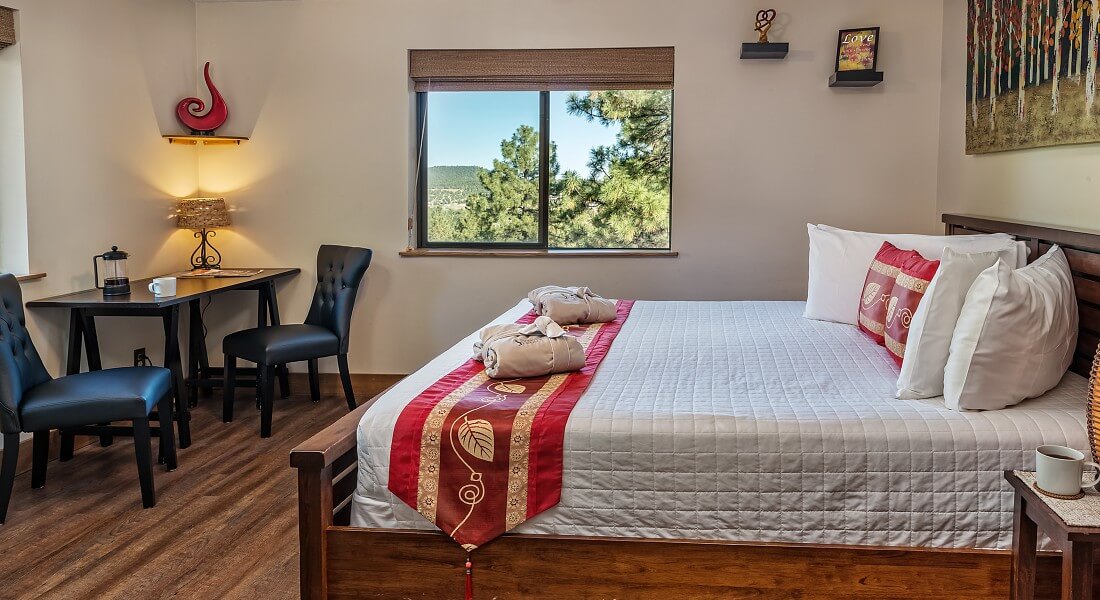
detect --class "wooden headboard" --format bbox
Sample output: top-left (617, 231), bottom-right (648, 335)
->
top-left (943, 214), bottom-right (1100, 378)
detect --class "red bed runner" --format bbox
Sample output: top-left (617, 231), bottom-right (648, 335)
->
top-left (388, 300), bottom-right (634, 551)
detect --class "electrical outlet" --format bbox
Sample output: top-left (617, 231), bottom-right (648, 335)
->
top-left (133, 348), bottom-right (148, 366)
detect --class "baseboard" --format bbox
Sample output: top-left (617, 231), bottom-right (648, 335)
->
top-left (287, 373), bottom-right (406, 405)
top-left (0, 432), bottom-right (97, 477)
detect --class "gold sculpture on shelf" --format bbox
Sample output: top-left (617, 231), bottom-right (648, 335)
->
top-left (755, 9), bottom-right (777, 43)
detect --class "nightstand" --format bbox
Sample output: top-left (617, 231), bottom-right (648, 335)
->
top-left (1006, 470), bottom-right (1100, 599)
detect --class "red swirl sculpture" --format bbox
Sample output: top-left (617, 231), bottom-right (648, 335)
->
top-left (176, 62), bottom-right (228, 134)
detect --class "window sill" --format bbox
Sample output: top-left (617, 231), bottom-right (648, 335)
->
top-left (14, 273), bottom-right (46, 282)
top-left (399, 249), bottom-right (678, 258)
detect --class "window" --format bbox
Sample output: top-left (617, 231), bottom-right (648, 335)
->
top-left (411, 48), bottom-right (673, 250)
top-left (0, 6), bottom-right (29, 274)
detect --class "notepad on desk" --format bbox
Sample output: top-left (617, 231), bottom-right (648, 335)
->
top-left (172, 269), bottom-right (263, 279)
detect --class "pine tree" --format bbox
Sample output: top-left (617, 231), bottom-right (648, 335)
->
top-left (459, 125), bottom-right (552, 244)
top-left (554, 90), bottom-right (672, 248)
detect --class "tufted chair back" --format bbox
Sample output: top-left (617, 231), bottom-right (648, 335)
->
top-left (0, 275), bottom-right (51, 434)
top-left (304, 245), bottom-right (373, 353)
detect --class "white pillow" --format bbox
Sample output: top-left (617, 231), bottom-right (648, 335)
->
top-left (804, 224), bottom-right (1022, 324)
top-left (896, 246), bottom-right (1019, 399)
top-left (943, 246), bottom-right (1078, 411)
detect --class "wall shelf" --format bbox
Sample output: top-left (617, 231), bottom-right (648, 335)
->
top-left (828, 71), bottom-right (884, 88)
top-left (163, 135), bottom-right (248, 146)
top-left (740, 43), bottom-right (789, 60)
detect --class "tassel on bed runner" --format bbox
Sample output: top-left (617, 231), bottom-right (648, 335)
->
top-left (465, 554), bottom-right (473, 600)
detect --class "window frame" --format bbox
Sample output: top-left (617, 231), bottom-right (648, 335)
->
top-left (414, 89), bottom-right (674, 251)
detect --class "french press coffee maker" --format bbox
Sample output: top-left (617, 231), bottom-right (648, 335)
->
top-left (93, 246), bottom-right (131, 296)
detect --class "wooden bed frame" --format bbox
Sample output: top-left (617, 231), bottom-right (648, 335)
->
top-left (291, 214), bottom-right (1100, 599)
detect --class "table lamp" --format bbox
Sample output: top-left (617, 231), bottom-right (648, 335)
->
top-left (176, 197), bottom-right (231, 269)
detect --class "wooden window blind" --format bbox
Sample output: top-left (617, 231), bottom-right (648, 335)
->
top-left (0, 8), bottom-right (14, 50)
top-left (409, 47), bottom-right (674, 91)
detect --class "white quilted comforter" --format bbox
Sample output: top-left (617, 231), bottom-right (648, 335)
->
top-left (351, 300), bottom-right (1088, 550)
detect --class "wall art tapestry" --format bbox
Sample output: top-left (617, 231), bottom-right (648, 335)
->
top-left (967, 0), bottom-right (1100, 153)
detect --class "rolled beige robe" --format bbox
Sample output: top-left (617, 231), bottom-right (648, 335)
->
top-left (473, 317), bottom-right (566, 361)
top-left (527, 285), bottom-right (617, 325)
top-left (473, 316), bottom-right (585, 379)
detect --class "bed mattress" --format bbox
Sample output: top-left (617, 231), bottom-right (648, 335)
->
top-left (351, 300), bottom-right (1088, 550)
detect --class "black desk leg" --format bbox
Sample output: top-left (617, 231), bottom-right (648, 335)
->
top-left (257, 284), bottom-right (269, 328)
top-left (265, 281), bottom-right (290, 399)
top-left (81, 311), bottom-right (103, 372)
top-left (80, 311), bottom-right (113, 447)
top-left (162, 306), bottom-right (191, 449)
top-left (187, 300), bottom-right (211, 407)
top-left (65, 309), bottom-right (83, 376)
top-left (195, 303), bottom-right (211, 398)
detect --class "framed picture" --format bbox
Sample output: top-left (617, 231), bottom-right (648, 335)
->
top-left (835, 27), bottom-right (880, 72)
top-left (965, 0), bottom-right (1100, 154)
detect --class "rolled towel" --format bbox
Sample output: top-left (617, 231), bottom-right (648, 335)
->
top-left (527, 285), bottom-right (617, 325)
top-left (473, 316), bottom-right (585, 379)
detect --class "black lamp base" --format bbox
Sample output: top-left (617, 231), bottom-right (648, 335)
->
top-left (190, 228), bottom-right (223, 270)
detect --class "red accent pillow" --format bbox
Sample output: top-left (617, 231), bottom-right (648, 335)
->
top-left (858, 242), bottom-right (920, 344)
top-left (884, 255), bottom-right (940, 366)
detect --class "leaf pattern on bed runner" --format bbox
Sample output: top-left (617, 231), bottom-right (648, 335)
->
top-left (457, 417), bottom-right (495, 462)
top-left (492, 382), bottom-right (526, 394)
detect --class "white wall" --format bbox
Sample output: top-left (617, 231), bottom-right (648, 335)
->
top-left (191, 0), bottom-right (947, 374)
top-left (6, 0), bottom-right (197, 376)
top-left (937, 0), bottom-right (1100, 230)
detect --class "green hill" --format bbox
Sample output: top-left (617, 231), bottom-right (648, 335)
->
top-left (427, 165), bottom-right (487, 206)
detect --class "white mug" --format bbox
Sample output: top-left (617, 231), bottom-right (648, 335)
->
top-left (1035, 445), bottom-right (1100, 496)
top-left (148, 277), bottom-right (177, 297)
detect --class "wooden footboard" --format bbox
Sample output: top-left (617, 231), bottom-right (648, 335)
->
top-left (291, 390), bottom-right (380, 599)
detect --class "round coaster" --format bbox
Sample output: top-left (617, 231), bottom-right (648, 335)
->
top-left (1033, 481), bottom-right (1086, 500)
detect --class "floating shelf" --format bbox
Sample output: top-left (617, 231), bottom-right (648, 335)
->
top-left (828, 71), bottom-right (884, 88)
top-left (740, 42), bottom-right (789, 60)
top-left (163, 135), bottom-right (248, 146)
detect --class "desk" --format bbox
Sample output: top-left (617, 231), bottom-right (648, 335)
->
top-left (27, 268), bottom-right (301, 449)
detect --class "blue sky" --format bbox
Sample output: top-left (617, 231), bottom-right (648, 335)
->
top-left (425, 91), bottom-right (619, 174)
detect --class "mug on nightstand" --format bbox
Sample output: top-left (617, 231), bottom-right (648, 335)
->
top-left (1035, 445), bottom-right (1100, 497)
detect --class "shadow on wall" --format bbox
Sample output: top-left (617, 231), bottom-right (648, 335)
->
top-left (182, 0), bottom-right (301, 138)
top-left (128, 0), bottom-right (299, 139)
top-left (125, 0), bottom-right (197, 135)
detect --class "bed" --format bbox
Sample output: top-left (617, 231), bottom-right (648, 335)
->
top-left (292, 215), bottom-right (1100, 599)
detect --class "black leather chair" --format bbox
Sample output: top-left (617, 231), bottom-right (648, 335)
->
top-left (0, 274), bottom-right (177, 523)
top-left (223, 245), bottom-right (372, 437)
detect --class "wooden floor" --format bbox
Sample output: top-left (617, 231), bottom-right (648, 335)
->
top-left (0, 388), bottom-right (349, 600)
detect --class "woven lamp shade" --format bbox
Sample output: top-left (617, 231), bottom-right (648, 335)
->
top-left (1091, 345), bottom-right (1100, 462)
top-left (176, 197), bottom-right (231, 230)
